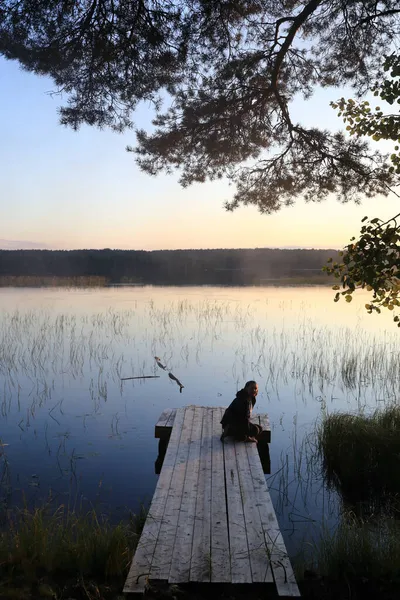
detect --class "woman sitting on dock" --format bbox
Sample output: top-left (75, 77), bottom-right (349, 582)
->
top-left (220, 380), bottom-right (263, 443)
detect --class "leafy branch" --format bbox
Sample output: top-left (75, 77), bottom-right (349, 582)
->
top-left (327, 53), bottom-right (400, 326)
top-left (324, 214), bottom-right (400, 325)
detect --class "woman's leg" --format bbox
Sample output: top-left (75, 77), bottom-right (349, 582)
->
top-left (220, 423), bottom-right (234, 442)
top-left (245, 424), bottom-right (265, 443)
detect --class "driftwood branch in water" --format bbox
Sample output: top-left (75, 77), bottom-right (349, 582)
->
top-left (121, 376), bottom-right (160, 380)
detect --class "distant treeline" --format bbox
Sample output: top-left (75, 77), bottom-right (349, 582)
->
top-left (0, 248), bottom-right (340, 286)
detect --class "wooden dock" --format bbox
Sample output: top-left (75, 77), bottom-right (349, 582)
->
top-left (124, 405), bottom-right (300, 597)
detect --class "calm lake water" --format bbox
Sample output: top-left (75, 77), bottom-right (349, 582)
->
top-left (0, 285), bottom-right (399, 555)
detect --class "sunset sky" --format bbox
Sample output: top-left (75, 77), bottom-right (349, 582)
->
top-left (1, 56), bottom-right (398, 251)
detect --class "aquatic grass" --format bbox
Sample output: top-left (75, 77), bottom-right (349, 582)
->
top-left (0, 502), bottom-right (144, 586)
top-left (297, 513), bottom-right (400, 583)
top-left (1, 302), bottom-right (400, 407)
top-left (1, 300), bottom-right (400, 448)
top-left (317, 405), bottom-right (400, 513)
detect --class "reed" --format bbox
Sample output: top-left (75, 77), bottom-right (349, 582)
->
top-left (296, 513), bottom-right (400, 583)
top-left (0, 502), bottom-right (145, 599)
top-left (1, 301), bottom-right (400, 407)
top-left (317, 405), bottom-right (400, 514)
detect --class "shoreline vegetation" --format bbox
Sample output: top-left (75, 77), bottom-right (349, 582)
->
top-left (317, 407), bottom-right (400, 516)
top-left (1, 502), bottom-right (399, 600)
top-left (0, 274), bottom-right (332, 287)
top-left (0, 276), bottom-right (109, 287)
top-left (2, 406), bottom-right (400, 599)
top-left (303, 404), bottom-right (400, 600)
top-left (0, 502), bottom-right (145, 600)
top-left (0, 248), bottom-right (337, 287)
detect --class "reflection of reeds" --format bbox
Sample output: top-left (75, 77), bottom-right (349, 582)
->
top-left (267, 424), bottom-right (330, 528)
top-left (0, 440), bottom-right (11, 516)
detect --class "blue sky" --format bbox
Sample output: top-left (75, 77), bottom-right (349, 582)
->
top-left (1, 56), bottom-right (398, 251)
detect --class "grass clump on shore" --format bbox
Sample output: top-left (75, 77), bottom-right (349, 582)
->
top-left (317, 405), bottom-right (400, 513)
top-left (316, 515), bottom-right (400, 581)
top-left (295, 514), bottom-right (400, 600)
top-left (0, 503), bottom-right (145, 599)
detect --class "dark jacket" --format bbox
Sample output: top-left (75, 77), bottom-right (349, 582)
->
top-left (220, 388), bottom-right (256, 439)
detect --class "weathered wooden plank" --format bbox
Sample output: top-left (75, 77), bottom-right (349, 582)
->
top-left (154, 408), bottom-right (174, 438)
top-left (210, 407), bottom-right (231, 582)
top-left (245, 444), bottom-right (300, 597)
top-left (169, 406), bottom-right (204, 582)
top-left (222, 437), bottom-right (252, 583)
top-left (165, 409), bottom-right (176, 428)
top-left (190, 407), bottom-right (213, 582)
top-left (123, 407), bottom-right (186, 594)
top-left (235, 441), bottom-right (273, 583)
top-left (150, 405), bottom-right (196, 581)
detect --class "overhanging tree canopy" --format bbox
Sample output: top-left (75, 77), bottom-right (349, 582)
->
top-left (325, 53), bottom-right (400, 325)
top-left (1, 0), bottom-right (399, 212)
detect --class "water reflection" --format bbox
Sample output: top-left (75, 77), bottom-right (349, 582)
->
top-left (0, 285), bottom-right (399, 554)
